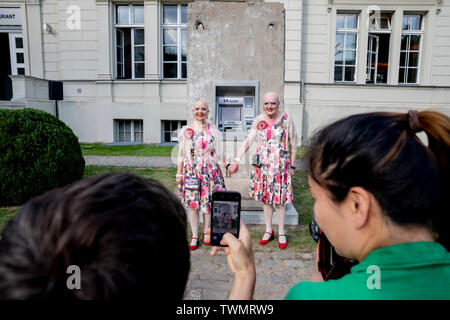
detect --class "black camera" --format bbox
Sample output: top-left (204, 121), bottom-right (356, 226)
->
top-left (309, 217), bottom-right (357, 281)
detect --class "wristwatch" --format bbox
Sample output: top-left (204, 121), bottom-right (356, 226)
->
top-left (290, 166), bottom-right (296, 170)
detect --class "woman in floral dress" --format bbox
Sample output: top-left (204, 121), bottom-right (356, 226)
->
top-left (176, 100), bottom-right (226, 250)
top-left (229, 92), bottom-right (298, 249)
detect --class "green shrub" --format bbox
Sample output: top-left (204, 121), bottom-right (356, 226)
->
top-left (0, 108), bottom-right (85, 205)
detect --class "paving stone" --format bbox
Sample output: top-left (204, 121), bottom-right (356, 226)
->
top-left (202, 288), bottom-right (230, 300)
top-left (283, 260), bottom-right (305, 269)
top-left (256, 275), bottom-right (268, 283)
top-left (183, 245), bottom-right (314, 300)
top-left (272, 252), bottom-right (296, 259)
top-left (189, 279), bottom-right (231, 291)
top-left (185, 289), bottom-right (201, 300)
top-left (212, 256), bottom-right (228, 265)
top-left (254, 252), bottom-right (266, 259)
top-left (300, 253), bottom-right (313, 260)
top-left (199, 272), bottom-right (231, 281)
top-left (262, 259), bottom-right (277, 266)
top-left (271, 275), bottom-right (290, 284)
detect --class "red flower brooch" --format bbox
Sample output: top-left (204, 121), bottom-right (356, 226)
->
top-left (257, 120), bottom-right (268, 130)
top-left (184, 128), bottom-right (194, 139)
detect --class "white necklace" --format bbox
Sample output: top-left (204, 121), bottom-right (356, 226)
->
top-left (193, 120), bottom-right (207, 131)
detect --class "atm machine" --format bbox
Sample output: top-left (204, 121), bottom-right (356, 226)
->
top-left (217, 96), bottom-right (255, 133)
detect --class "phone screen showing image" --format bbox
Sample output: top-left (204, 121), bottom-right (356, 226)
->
top-left (211, 192), bottom-right (240, 246)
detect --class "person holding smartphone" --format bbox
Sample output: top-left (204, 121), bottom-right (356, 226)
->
top-left (176, 100), bottom-right (227, 250)
top-left (228, 92), bottom-right (298, 249)
top-left (210, 221), bottom-right (256, 300)
top-left (222, 110), bottom-right (450, 300)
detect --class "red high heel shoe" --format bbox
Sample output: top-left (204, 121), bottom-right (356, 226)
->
top-left (259, 230), bottom-right (275, 245)
top-left (189, 237), bottom-right (199, 251)
top-left (203, 231), bottom-right (211, 246)
top-left (278, 234), bottom-right (287, 249)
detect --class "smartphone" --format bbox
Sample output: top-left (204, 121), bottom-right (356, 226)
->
top-left (211, 191), bottom-right (241, 247)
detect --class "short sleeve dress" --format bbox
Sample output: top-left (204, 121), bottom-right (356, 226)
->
top-left (177, 123), bottom-right (226, 214)
top-left (246, 113), bottom-right (298, 204)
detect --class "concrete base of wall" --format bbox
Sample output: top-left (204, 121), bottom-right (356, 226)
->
top-left (186, 203), bottom-right (299, 226)
top-left (241, 203), bottom-right (299, 226)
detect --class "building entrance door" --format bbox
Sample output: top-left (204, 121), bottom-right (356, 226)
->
top-left (0, 32), bottom-right (12, 100)
top-left (0, 31), bottom-right (23, 101)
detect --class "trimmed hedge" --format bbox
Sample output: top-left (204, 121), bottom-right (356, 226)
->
top-left (0, 108), bottom-right (85, 205)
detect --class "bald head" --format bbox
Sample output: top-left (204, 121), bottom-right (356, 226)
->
top-left (262, 92), bottom-right (280, 118)
top-left (192, 100), bottom-right (209, 122)
top-left (193, 100), bottom-right (209, 110)
top-left (263, 92), bottom-right (279, 104)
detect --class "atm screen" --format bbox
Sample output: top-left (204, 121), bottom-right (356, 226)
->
top-left (221, 107), bottom-right (241, 121)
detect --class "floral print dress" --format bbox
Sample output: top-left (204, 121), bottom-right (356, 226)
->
top-left (177, 123), bottom-right (226, 214)
top-left (246, 113), bottom-right (298, 204)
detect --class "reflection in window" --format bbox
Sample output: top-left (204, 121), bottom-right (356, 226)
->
top-left (335, 13), bottom-right (358, 82)
top-left (162, 120), bottom-right (187, 142)
top-left (162, 4), bottom-right (187, 79)
top-left (115, 5), bottom-right (145, 79)
top-left (366, 12), bottom-right (392, 84)
top-left (15, 37), bottom-right (23, 49)
top-left (115, 120), bottom-right (143, 142)
top-left (399, 14), bottom-right (423, 84)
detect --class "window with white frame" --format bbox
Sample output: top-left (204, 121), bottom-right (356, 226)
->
top-left (399, 14), bottom-right (423, 84)
top-left (366, 12), bottom-right (392, 84)
top-left (115, 119), bottom-right (143, 142)
top-left (334, 13), bottom-right (358, 82)
top-left (162, 4), bottom-right (187, 79)
top-left (162, 120), bottom-right (187, 142)
top-left (114, 5), bottom-right (145, 79)
top-left (9, 33), bottom-right (25, 75)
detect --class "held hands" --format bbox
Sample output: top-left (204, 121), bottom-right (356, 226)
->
top-left (210, 221), bottom-right (256, 300)
top-left (227, 160), bottom-right (239, 175)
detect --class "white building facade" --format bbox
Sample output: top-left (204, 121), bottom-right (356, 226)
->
top-left (0, 0), bottom-right (449, 145)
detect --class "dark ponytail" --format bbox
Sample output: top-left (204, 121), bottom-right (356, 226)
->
top-left (418, 111), bottom-right (450, 250)
top-left (307, 110), bottom-right (450, 251)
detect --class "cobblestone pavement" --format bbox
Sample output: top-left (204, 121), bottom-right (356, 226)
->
top-left (84, 156), bottom-right (306, 170)
top-left (184, 226), bottom-right (315, 300)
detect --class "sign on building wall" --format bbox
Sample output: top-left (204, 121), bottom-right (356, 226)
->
top-left (0, 7), bottom-right (21, 26)
top-left (218, 97), bottom-right (244, 105)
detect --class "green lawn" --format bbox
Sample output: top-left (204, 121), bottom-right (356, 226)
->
top-left (2, 165), bottom-right (315, 252)
top-left (80, 143), bottom-right (308, 160)
top-left (0, 207), bottom-right (19, 232)
top-left (81, 143), bottom-right (174, 157)
top-left (83, 166), bottom-right (178, 192)
top-left (296, 146), bottom-right (309, 160)
top-left (85, 166), bottom-right (315, 253)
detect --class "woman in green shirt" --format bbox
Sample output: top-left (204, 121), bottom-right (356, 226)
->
top-left (215, 110), bottom-right (450, 300)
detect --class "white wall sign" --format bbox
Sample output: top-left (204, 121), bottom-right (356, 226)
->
top-left (218, 97), bottom-right (244, 105)
top-left (0, 8), bottom-right (21, 26)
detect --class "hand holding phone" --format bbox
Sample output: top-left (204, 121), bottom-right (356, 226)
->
top-left (210, 221), bottom-right (256, 300)
top-left (211, 191), bottom-right (241, 247)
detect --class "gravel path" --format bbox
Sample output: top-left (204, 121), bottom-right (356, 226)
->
top-left (84, 155), bottom-right (306, 170)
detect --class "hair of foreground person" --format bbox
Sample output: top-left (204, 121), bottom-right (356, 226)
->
top-left (0, 172), bottom-right (190, 299)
